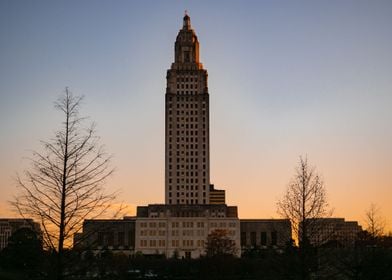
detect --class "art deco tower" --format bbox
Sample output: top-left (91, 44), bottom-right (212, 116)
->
top-left (165, 14), bottom-right (210, 205)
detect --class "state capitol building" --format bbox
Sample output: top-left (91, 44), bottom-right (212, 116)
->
top-left (75, 14), bottom-right (295, 258)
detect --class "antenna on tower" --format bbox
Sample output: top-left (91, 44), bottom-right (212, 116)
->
top-left (184, 10), bottom-right (188, 16)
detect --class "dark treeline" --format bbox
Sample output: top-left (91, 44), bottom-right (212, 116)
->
top-left (1, 228), bottom-right (392, 280)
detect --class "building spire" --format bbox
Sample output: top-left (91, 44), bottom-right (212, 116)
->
top-left (183, 10), bottom-right (191, 30)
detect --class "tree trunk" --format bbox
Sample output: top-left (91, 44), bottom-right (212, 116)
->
top-left (57, 89), bottom-right (70, 280)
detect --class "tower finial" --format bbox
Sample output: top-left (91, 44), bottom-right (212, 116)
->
top-left (183, 10), bottom-right (191, 29)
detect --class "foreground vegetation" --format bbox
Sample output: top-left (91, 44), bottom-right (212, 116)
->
top-left (1, 229), bottom-right (391, 280)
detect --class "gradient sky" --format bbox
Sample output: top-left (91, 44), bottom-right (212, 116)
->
top-left (1, 1), bottom-right (391, 231)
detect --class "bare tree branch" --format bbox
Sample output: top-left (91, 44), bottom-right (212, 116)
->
top-left (364, 203), bottom-right (385, 238)
top-left (277, 156), bottom-right (331, 246)
top-left (277, 156), bottom-right (332, 280)
top-left (11, 88), bottom-right (120, 280)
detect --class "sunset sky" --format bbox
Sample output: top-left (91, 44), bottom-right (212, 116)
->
top-left (1, 1), bottom-right (391, 231)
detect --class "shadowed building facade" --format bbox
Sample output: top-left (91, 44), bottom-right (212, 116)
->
top-left (0, 218), bottom-right (41, 251)
top-left (240, 219), bottom-right (292, 251)
top-left (73, 217), bottom-right (136, 254)
top-left (135, 204), bottom-right (240, 258)
top-left (300, 218), bottom-right (362, 248)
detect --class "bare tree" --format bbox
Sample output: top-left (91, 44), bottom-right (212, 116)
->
top-left (364, 203), bottom-right (385, 238)
top-left (12, 88), bottom-right (117, 280)
top-left (277, 156), bottom-right (331, 279)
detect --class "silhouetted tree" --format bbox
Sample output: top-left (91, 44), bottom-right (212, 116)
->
top-left (364, 203), bottom-right (385, 239)
top-left (277, 156), bottom-right (331, 279)
top-left (205, 229), bottom-right (237, 257)
top-left (12, 88), bottom-right (118, 280)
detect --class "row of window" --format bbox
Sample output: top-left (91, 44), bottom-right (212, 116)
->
top-left (140, 239), bottom-right (166, 247)
top-left (140, 229), bottom-right (235, 238)
top-left (168, 122), bottom-right (207, 130)
top-left (172, 239), bottom-right (205, 247)
top-left (168, 146), bottom-right (207, 153)
top-left (172, 163), bottom-right (207, 169)
top-left (176, 77), bottom-right (198, 83)
top-left (168, 164), bottom-right (207, 170)
top-left (168, 102), bottom-right (206, 109)
top-left (241, 231), bottom-right (278, 247)
top-left (168, 192), bottom-right (206, 198)
top-left (169, 199), bottom-right (206, 204)
top-left (140, 238), bottom-right (207, 248)
top-left (168, 117), bottom-right (207, 125)
top-left (168, 129), bottom-right (204, 137)
top-left (139, 221), bottom-right (210, 229)
top-left (169, 131), bottom-right (207, 138)
top-left (168, 150), bottom-right (205, 156)
top-left (168, 171), bottom-right (208, 177)
top-left (168, 155), bottom-right (207, 162)
top-left (173, 198), bottom-right (199, 204)
top-left (175, 90), bottom-right (201, 95)
top-left (97, 231), bottom-right (134, 247)
top-left (168, 150), bottom-right (207, 158)
top-left (170, 117), bottom-right (207, 122)
top-left (168, 138), bottom-right (207, 145)
top-left (139, 222), bottom-right (166, 228)
top-left (168, 184), bottom-right (206, 190)
top-left (169, 178), bottom-right (207, 184)
top-left (167, 96), bottom-right (208, 102)
top-left (176, 83), bottom-right (198, 90)
top-left (140, 230), bottom-right (166, 236)
top-left (168, 158), bottom-right (203, 164)
top-left (168, 110), bottom-right (205, 117)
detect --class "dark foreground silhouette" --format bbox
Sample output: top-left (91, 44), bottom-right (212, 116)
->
top-left (1, 228), bottom-right (392, 280)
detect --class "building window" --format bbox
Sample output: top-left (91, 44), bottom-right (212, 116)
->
top-left (97, 232), bottom-right (104, 246)
top-left (241, 232), bottom-right (247, 246)
top-left (118, 232), bottom-right (125, 246)
top-left (107, 232), bottom-right (114, 246)
top-left (250, 232), bottom-right (257, 247)
top-left (260, 232), bottom-right (267, 246)
top-left (128, 230), bottom-right (135, 247)
top-left (271, 231), bottom-right (278, 246)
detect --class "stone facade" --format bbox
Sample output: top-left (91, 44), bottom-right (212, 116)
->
top-left (301, 218), bottom-right (362, 247)
top-left (74, 217), bottom-right (136, 255)
top-left (134, 204), bottom-right (240, 258)
top-left (240, 219), bottom-right (292, 251)
top-left (165, 14), bottom-right (210, 205)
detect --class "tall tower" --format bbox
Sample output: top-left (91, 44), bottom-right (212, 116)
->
top-left (165, 14), bottom-right (210, 205)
